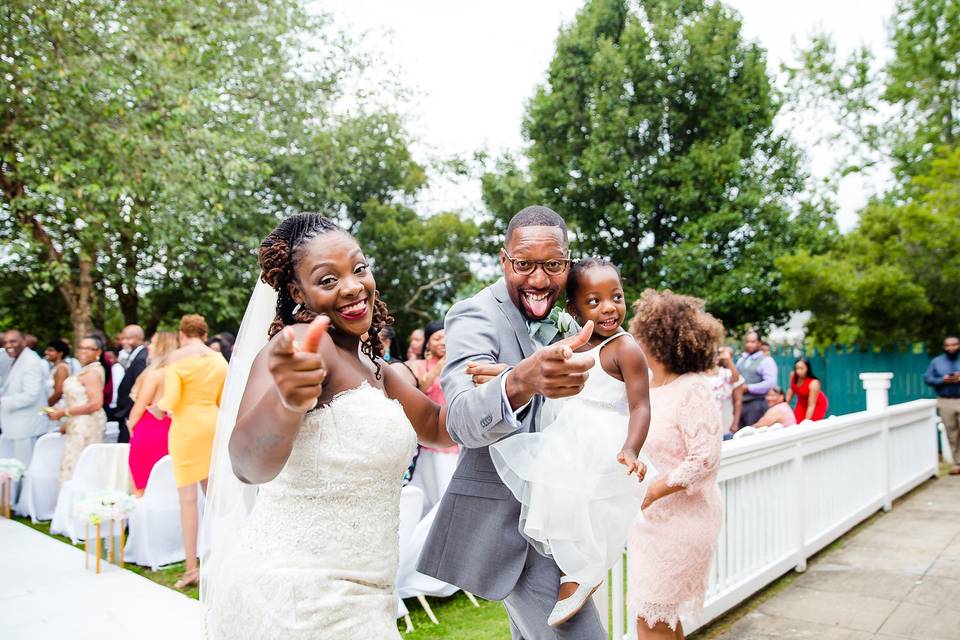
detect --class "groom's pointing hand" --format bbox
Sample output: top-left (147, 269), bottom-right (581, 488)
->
top-left (506, 321), bottom-right (596, 408)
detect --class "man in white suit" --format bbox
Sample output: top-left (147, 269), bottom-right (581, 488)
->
top-left (1, 330), bottom-right (49, 464)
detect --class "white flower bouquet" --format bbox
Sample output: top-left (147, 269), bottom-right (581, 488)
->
top-left (0, 458), bottom-right (26, 482)
top-left (75, 491), bottom-right (136, 525)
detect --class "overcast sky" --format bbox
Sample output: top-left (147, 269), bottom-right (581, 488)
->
top-left (319, 0), bottom-right (897, 231)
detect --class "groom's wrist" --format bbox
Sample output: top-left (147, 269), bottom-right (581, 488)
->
top-left (504, 367), bottom-right (535, 411)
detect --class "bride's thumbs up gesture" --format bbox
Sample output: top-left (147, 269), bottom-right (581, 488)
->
top-left (268, 315), bottom-right (330, 413)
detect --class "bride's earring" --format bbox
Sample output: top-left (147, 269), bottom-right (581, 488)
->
top-left (292, 303), bottom-right (303, 315)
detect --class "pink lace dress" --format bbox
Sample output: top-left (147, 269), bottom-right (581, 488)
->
top-left (627, 373), bottom-right (722, 630)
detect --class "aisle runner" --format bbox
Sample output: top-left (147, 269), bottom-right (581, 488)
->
top-left (0, 518), bottom-right (201, 639)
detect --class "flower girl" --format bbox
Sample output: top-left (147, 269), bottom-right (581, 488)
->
top-left (491, 258), bottom-right (654, 627)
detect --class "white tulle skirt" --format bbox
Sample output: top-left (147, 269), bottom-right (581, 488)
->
top-left (490, 398), bottom-right (654, 586)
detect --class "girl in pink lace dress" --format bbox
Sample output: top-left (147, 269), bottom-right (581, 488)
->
top-left (628, 289), bottom-right (724, 639)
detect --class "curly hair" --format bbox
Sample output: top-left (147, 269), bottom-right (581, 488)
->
top-left (566, 257), bottom-right (620, 302)
top-left (258, 213), bottom-right (392, 378)
top-left (629, 289), bottom-right (724, 374)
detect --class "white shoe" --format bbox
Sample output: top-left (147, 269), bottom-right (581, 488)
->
top-left (547, 578), bottom-right (600, 628)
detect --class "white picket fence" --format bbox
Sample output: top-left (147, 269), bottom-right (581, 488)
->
top-left (596, 373), bottom-right (940, 638)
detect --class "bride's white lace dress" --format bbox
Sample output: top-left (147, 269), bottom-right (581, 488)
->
top-left (206, 382), bottom-right (417, 639)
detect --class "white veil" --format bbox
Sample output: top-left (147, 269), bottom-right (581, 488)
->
top-left (200, 277), bottom-right (277, 613)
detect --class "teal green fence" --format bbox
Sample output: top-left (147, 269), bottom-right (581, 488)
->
top-left (769, 345), bottom-right (936, 416)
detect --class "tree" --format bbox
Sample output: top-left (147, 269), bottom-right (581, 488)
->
top-left (778, 145), bottom-right (960, 347)
top-left (482, 0), bottom-right (834, 330)
top-left (783, 0), bottom-right (960, 187)
top-left (2, 1), bottom-right (462, 344)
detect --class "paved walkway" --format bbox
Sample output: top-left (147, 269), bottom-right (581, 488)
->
top-left (0, 518), bottom-right (202, 640)
top-left (714, 474), bottom-right (960, 640)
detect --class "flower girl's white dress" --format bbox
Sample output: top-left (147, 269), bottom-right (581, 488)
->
top-left (490, 332), bottom-right (654, 586)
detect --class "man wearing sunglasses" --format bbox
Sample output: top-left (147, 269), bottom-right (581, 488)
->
top-left (419, 206), bottom-right (605, 640)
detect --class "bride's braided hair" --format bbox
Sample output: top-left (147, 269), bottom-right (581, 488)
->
top-left (258, 213), bottom-right (393, 378)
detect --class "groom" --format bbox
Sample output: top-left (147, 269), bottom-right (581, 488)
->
top-left (418, 206), bottom-right (605, 639)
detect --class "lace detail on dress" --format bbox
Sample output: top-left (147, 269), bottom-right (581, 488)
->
top-left (665, 380), bottom-right (722, 493)
top-left (205, 383), bottom-right (417, 640)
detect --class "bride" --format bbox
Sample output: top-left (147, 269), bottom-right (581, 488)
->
top-left (203, 213), bottom-right (453, 639)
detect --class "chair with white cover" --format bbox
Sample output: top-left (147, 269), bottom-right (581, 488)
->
top-left (0, 434), bottom-right (15, 458)
top-left (124, 456), bottom-right (185, 570)
top-left (397, 500), bottom-right (477, 626)
top-left (396, 485), bottom-right (424, 632)
top-left (14, 432), bottom-right (65, 522)
top-left (104, 421), bottom-right (120, 444)
top-left (50, 443), bottom-right (131, 543)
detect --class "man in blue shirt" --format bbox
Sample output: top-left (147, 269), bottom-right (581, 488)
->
top-left (924, 336), bottom-right (960, 475)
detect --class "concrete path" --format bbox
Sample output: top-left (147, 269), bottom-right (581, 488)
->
top-left (0, 518), bottom-right (202, 640)
top-left (714, 474), bottom-right (960, 639)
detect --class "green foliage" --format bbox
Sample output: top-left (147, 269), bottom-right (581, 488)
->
top-left (784, 0), bottom-right (960, 185)
top-left (354, 202), bottom-right (480, 341)
top-left (1, 1), bottom-right (471, 342)
top-left (482, 0), bottom-right (834, 331)
top-left (779, 145), bottom-right (960, 346)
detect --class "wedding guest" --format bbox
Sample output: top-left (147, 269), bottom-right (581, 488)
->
top-left (407, 327), bottom-right (425, 362)
top-left (704, 346), bottom-right (743, 434)
top-left (409, 321), bottom-right (458, 513)
top-left (46, 335), bottom-right (107, 485)
top-left (23, 334), bottom-right (39, 351)
top-left (207, 332), bottom-right (235, 362)
top-left (108, 324), bottom-right (147, 443)
top-left (60, 337), bottom-right (82, 375)
top-left (787, 358), bottom-right (828, 423)
top-left (760, 340), bottom-right (771, 357)
top-left (379, 325), bottom-right (402, 363)
top-left (44, 339), bottom-right (72, 408)
top-left (127, 331), bottom-right (178, 495)
top-left (159, 314), bottom-right (228, 589)
top-left (628, 289), bottom-right (724, 639)
top-left (924, 336), bottom-right (960, 475)
top-left (752, 386), bottom-right (797, 428)
top-left (1, 330), bottom-right (48, 464)
top-left (736, 330), bottom-right (777, 428)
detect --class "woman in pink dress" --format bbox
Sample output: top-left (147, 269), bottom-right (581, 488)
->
top-left (408, 321), bottom-right (459, 512)
top-left (628, 289), bottom-right (724, 639)
top-left (127, 331), bottom-right (179, 495)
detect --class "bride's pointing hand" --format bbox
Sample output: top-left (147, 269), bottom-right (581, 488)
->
top-left (268, 315), bottom-right (330, 413)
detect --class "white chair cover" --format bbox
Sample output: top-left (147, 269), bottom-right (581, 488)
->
top-left (104, 421), bottom-right (120, 444)
top-left (396, 500), bottom-right (459, 600)
top-left (50, 443), bottom-right (131, 543)
top-left (395, 486), bottom-right (423, 620)
top-left (410, 449), bottom-right (459, 516)
top-left (14, 432), bottom-right (65, 522)
top-left (125, 456), bottom-right (185, 570)
top-left (0, 434), bottom-right (15, 458)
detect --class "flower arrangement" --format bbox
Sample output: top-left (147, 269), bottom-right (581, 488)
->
top-left (0, 458), bottom-right (26, 482)
top-left (75, 491), bottom-right (136, 525)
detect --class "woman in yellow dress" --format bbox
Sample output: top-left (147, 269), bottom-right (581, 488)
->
top-left (159, 314), bottom-right (228, 589)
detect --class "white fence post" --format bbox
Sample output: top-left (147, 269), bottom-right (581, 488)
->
top-left (859, 372), bottom-right (893, 413)
top-left (860, 372), bottom-right (894, 510)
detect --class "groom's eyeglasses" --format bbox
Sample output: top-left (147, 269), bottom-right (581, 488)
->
top-left (502, 249), bottom-right (571, 276)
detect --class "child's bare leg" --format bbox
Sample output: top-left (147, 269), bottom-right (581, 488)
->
top-left (636, 619), bottom-right (677, 640)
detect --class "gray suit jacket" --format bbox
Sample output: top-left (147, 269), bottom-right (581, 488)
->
top-left (417, 279), bottom-right (571, 600)
top-left (0, 349), bottom-right (48, 440)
